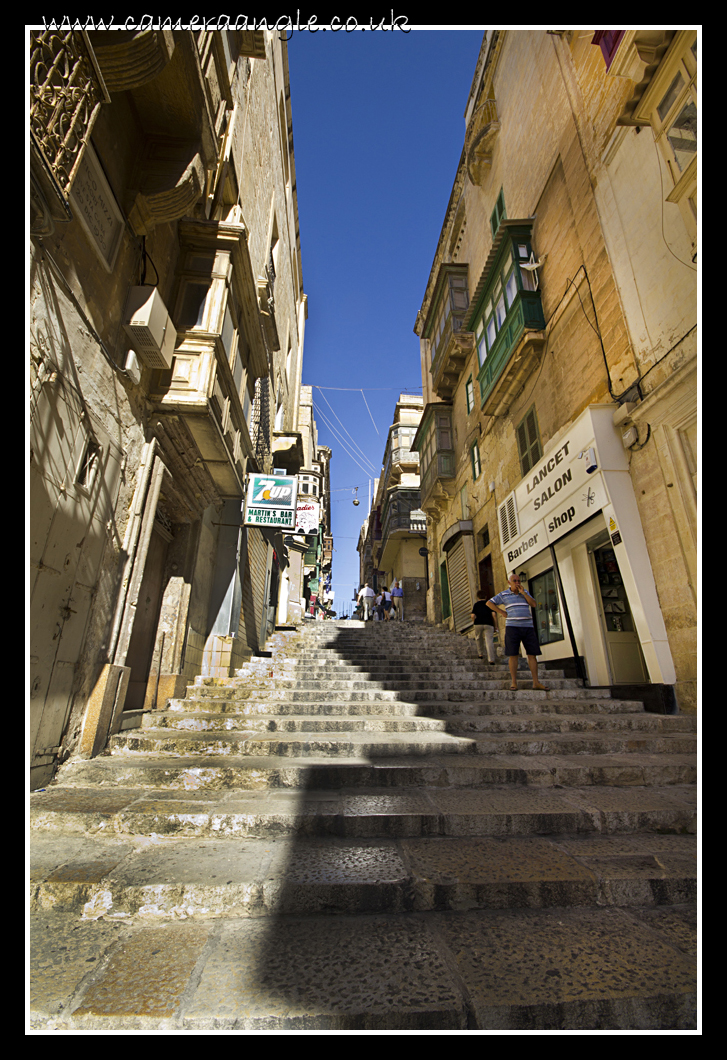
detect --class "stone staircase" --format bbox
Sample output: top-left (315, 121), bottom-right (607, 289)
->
top-left (29, 621), bottom-right (698, 1030)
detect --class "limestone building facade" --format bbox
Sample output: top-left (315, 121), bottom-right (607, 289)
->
top-left (412, 30), bottom-right (697, 712)
top-left (29, 28), bottom-right (310, 787)
top-left (358, 394), bottom-right (428, 622)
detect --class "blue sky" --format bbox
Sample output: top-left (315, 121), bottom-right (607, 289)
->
top-left (287, 28), bottom-right (484, 613)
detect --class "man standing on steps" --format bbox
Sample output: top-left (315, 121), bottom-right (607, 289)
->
top-left (357, 582), bottom-right (376, 621)
top-left (487, 572), bottom-right (547, 692)
top-left (391, 580), bottom-right (404, 620)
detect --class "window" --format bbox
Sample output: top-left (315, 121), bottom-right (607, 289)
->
top-left (474, 239), bottom-right (538, 367)
top-left (529, 569), bottom-right (564, 645)
top-left (517, 406), bottom-right (542, 477)
top-left (466, 377), bottom-right (474, 413)
top-left (471, 442), bottom-right (481, 480)
top-left (633, 32), bottom-right (697, 249)
top-left (76, 437), bottom-right (101, 491)
top-left (490, 188), bottom-right (506, 238)
top-left (460, 483), bottom-right (469, 519)
top-left (592, 31), bottom-right (625, 71)
top-left (426, 267), bottom-right (469, 365)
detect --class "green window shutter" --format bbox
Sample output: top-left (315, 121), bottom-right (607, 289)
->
top-left (517, 406), bottom-right (542, 476)
top-left (490, 189), bottom-right (506, 238)
top-left (440, 562), bottom-right (451, 619)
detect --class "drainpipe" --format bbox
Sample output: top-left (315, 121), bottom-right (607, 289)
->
top-left (549, 543), bottom-right (587, 685)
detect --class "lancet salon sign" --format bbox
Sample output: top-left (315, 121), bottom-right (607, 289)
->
top-left (244, 474), bottom-right (298, 528)
top-left (499, 408), bottom-right (610, 564)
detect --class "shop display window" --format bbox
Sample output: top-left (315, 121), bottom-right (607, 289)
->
top-left (593, 545), bottom-right (634, 632)
top-left (529, 569), bottom-right (563, 644)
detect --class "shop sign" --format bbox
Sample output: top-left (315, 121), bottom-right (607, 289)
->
top-left (244, 474), bottom-right (298, 528)
top-left (296, 499), bottom-right (320, 534)
top-left (503, 471), bottom-right (608, 564)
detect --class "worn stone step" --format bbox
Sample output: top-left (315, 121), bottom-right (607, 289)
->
top-left (30, 832), bottom-right (697, 919)
top-left (29, 902), bottom-right (697, 1030)
top-left (144, 710), bottom-right (696, 739)
top-left (166, 696), bottom-right (648, 718)
top-left (108, 729), bottom-right (479, 758)
top-left (219, 678), bottom-right (584, 694)
top-left (49, 753), bottom-right (697, 792)
top-left (143, 712), bottom-right (451, 734)
top-left (29, 783), bottom-right (696, 840)
top-left (183, 685), bottom-right (617, 704)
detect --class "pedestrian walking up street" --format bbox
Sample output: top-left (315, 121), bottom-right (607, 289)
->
top-left (357, 583), bottom-right (376, 621)
top-left (487, 572), bottom-right (547, 691)
top-left (471, 589), bottom-right (496, 664)
top-left (391, 580), bottom-right (404, 620)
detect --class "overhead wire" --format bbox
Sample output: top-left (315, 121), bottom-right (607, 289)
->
top-left (312, 400), bottom-right (380, 479)
top-left (360, 390), bottom-right (380, 436)
top-left (314, 386), bottom-right (382, 469)
top-left (313, 389), bottom-right (380, 474)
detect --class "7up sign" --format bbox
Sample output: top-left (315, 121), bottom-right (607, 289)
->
top-left (244, 474), bottom-right (298, 528)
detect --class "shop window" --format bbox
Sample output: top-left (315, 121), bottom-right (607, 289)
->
top-left (530, 569), bottom-right (564, 645)
top-left (593, 544), bottom-right (636, 633)
top-left (517, 406), bottom-right (542, 477)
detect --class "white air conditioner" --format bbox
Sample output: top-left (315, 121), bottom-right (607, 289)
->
top-left (122, 286), bottom-right (176, 369)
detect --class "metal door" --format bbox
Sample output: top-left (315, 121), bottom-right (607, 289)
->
top-left (447, 538), bottom-right (473, 633)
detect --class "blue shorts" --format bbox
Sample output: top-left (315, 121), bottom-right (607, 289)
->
top-left (504, 625), bottom-right (540, 657)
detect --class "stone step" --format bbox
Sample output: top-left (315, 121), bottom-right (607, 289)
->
top-left (109, 725), bottom-right (695, 760)
top-left (143, 711), bottom-right (696, 740)
top-left (183, 685), bottom-right (618, 703)
top-left (166, 696), bottom-right (648, 717)
top-left (211, 677), bottom-right (583, 693)
top-left (143, 712), bottom-right (451, 734)
top-left (30, 832), bottom-right (697, 920)
top-left (30, 783), bottom-right (696, 840)
top-left (29, 903), bottom-right (697, 1030)
top-left (49, 753), bottom-right (697, 792)
top-left (108, 729), bottom-right (479, 758)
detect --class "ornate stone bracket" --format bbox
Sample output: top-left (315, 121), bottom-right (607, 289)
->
top-left (89, 30), bottom-right (175, 93)
top-left (433, 329), bottom-right (475, 401)
top-left (129, 151), bottom-right (206, 236)
top-left (466, 99), bottom-right (501, 185)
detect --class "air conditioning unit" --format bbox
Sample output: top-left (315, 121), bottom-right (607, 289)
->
top-left (122, 286), bottom-right (176, 369)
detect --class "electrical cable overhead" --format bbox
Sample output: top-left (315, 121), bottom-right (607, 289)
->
top-left (313, 391), bottom-right (380, 474)
top-left (360, 389), bottom-right (380, 436)
top-left (314, 386), bottom-right (382, 468)
top-left (312, 401), bottom-right (379, 478)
